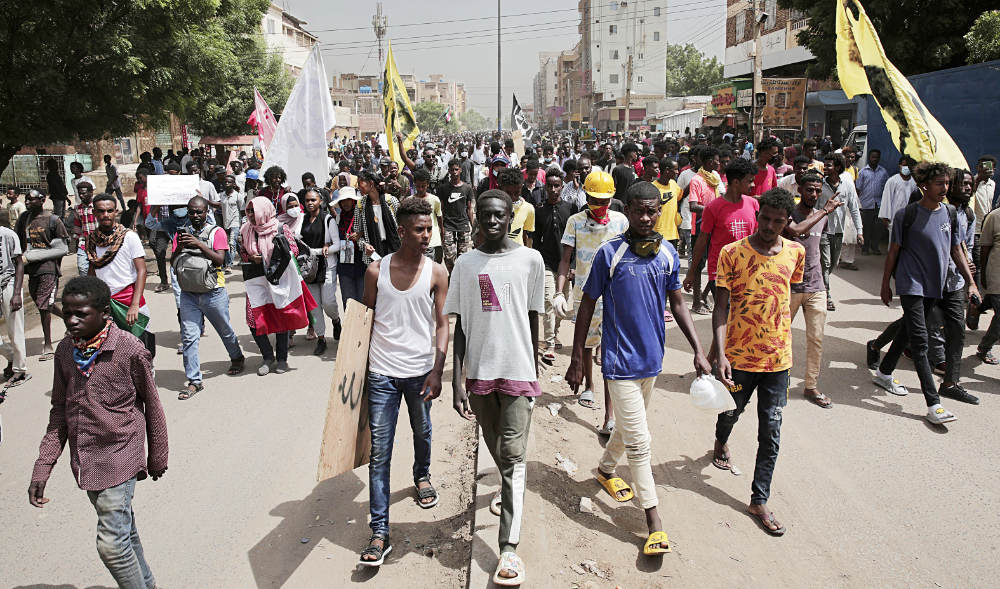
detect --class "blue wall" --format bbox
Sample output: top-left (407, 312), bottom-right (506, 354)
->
top-left (866, 59), bottom-right (1000, 174)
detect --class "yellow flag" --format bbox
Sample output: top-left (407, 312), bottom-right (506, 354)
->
top-left (382, 41), bottom-right (419, 167)
top-left (836, 0), bottom-right (967, 170)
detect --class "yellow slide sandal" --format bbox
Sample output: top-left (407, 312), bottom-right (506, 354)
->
top-left (643, 531), bottom-right (671, 555)
top-left (596, 472), bottom-right (634, 502)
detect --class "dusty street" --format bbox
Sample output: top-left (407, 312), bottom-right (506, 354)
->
top-left (2, 250), bottom-right (999, 588)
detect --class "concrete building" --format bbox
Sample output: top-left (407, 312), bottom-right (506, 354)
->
top-left (723, 0), bottom-right (811, 78)
top-left (577, 0), bottom-right (670, 125)
top-left (261, 2), bottom-right (319, 77)
top-left (535, 51), bottom-right (561, 126)
top-left (414, 74), bottom-right (467, 116)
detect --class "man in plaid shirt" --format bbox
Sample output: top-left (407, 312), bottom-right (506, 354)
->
top-left (73, 181), bottom-right (98, 276)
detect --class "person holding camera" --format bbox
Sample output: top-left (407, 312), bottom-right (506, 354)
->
top-left (172, 196), bottom-right (245, 400)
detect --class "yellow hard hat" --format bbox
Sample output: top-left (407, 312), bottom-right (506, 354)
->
top-left (583, 170), bottom-right (615, 199)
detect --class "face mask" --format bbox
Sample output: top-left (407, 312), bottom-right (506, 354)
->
top-left (172, 207), bottom-right (188, 218)
top-left (460, 151), bottom-right (469, 158)
top-left (900, 166), bottom-right (910, 176)
top-left (286, 207), bottom-right (301, 218)
top-left (587, 203), bottom-right (610, 224)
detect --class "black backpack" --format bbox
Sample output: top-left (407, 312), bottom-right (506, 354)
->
top-left (899, 202), bottom-right (962, 250)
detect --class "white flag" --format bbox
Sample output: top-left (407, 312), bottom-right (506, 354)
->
top-left (263, 46), bottom-right (336, 191)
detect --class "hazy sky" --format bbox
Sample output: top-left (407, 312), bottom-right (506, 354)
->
top-left (281, 0), bottom-right (725, 119)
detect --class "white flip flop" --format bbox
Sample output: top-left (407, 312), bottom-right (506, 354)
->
top-left (493, 551), bottom-right (526, 586)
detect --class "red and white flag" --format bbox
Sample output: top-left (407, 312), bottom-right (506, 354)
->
top-left (247, 87), bottom-right (278, 155)
top-left (244, 259), bottom-right (316, 335)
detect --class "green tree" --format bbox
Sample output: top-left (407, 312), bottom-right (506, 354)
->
top-left (664, 44), bottom-right (724, 96)
top-left (966, 10), bottom-right (1000, 64)
top-left (413, 101), bottom-right (458, 133)
top-left (0, 0), bottom-right (281, 175)
top-left (777, 0), bottom-right (995, 79)
top-left (185, 0), bottom-right (292, 136)
top-left (458, 109), bottom-right (490, 131)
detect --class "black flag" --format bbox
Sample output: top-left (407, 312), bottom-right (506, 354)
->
top-left (511, 94), bottom-right (536, 143)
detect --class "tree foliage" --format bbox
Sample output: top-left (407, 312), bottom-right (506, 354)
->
top-left (965, 10), bottom-right (1000, 64)
top-left (664, 44), bottom-right (724, 96)
top-left (185, 0), bottom-right (292, 136)
top-left (458, 109), bottom-right (490, 131)
top-left (413, 101), bottom-right (459, 133)
top-left (777, 0), bottom-right (996, 79)
top-left (0, 0), bottom-right (285, 173)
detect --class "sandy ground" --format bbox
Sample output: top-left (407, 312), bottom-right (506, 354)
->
top-left (2, 244), bottom-right (1000, 588)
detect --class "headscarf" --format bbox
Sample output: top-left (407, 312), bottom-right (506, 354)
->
top-left (277, 193), bottom-right (303, 235)
top-left (240, 196), bottom-right (281, 263)
top-left (86, 223), bottom-right (128, 269)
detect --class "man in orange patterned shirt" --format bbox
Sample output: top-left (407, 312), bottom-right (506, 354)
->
top-left (709, 188), bottom-right (805, 537)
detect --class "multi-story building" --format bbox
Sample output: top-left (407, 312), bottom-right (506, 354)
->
top-left (261, 2), bottom-right (319, 77)
top-left (535, 51), bottom-right (561, 127)
top-left (723, 0), bottom-right (811, 78)
top-left (415, 75), bottom-right (467, 116)
top-left (577, 0), bottom-right (670, 126)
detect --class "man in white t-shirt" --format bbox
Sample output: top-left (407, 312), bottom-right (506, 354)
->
top-left (446, 189), bottom-right (544, 586)
top-left (0, 223), bottom-right (27, 387)
top-left (85, 195), bottom-right (148, 336)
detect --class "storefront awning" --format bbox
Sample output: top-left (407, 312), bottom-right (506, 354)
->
top-left (805, 90), bottom-right (864, 108)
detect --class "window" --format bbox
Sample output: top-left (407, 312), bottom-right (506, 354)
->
top-left (653, 31), bottom-right (660, 41)
top-left (765, 0), bottom-right (777, 28)
top-left (654, 6), bottom-right (661, 16)
top-left (638, 52), bottom-right (643, 59)
top-left (609, 1), bottom-right (618, 10)
top-left (610, 73), bottom-right (619, 84)
top-left (610, 49), bottom-right (619, 59)
top-left (638, 75), bottom-right (644, 82)
top-left (266, 19), bottom-right (275, 34)
top-left (609, 24), bottom-right (618, 34)
top-left (734, 12), bottom-right (745, 42)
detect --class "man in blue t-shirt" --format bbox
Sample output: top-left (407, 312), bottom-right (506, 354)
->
top-left (566, 181), bottom-right (711, 557)
top-left (874, 162), bottom-right (980, 425)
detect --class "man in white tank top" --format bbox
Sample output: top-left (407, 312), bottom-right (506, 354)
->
top-left (358, 197), bottom-right (450, 568)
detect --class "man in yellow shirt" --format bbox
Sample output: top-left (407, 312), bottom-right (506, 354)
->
top-left (498, 167), bottom-right (535, 247)
top-left (652, 158), bottom-right (681, 246)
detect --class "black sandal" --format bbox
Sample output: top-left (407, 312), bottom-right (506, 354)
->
top-left (359, 534), bottom-right (392, 567)
top-left (178, 382), bottom-right (204, 400)
top-left (415, 476), bottom-right (439, 509)
top-left (227, 358), bottom-right (246, 375)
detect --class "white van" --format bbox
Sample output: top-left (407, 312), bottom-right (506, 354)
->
top-left (844, 125), bottom-right (868, 163)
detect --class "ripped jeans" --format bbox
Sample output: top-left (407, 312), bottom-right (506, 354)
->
top-left (715, 369), bottom-right (789, 504)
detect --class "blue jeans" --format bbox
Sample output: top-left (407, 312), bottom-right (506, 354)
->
top-left (367, 371), bottom-right (432, 537)
top-left (86, 478), bottom-right (155, 589)
top-left (179, 287), bottom-right (243, 384)
top-left (77, 248), bottom-right (90, 277)
top-left (715, 369), bottom-right (789, 504)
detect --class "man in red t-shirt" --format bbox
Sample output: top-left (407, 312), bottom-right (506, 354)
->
top-left (752, 137), bottom-right (781, 197)
top-left (684, 158), bottom-right (759, 302)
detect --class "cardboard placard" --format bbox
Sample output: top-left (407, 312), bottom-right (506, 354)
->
top-left (146, 175), bottom-right (200, 205)
top-left (317, 299), bottom-right (375, 481)
top-left (512, 130), bottom-right (525, 161)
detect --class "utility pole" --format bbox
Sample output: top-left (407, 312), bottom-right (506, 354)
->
top-left (497, 0), bottom-right (502, 131)
top-left (372, 3), bottom-right (387, 64)
top-left (623, 55), bottom-right (633, 133)
top-left (751, 0), bottom-right (764, 143)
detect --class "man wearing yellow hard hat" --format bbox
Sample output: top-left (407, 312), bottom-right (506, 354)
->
top-left (553, 170), bottom-right (629, 434)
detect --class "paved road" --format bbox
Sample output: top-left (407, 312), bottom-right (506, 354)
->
top-left (2, 247), bottom-right (1000, 587)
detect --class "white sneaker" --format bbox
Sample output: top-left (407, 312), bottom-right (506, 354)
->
top-left (926, 404), bottom-right (957, 425)
top-left (873, 372), bottom-right (907, 396)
